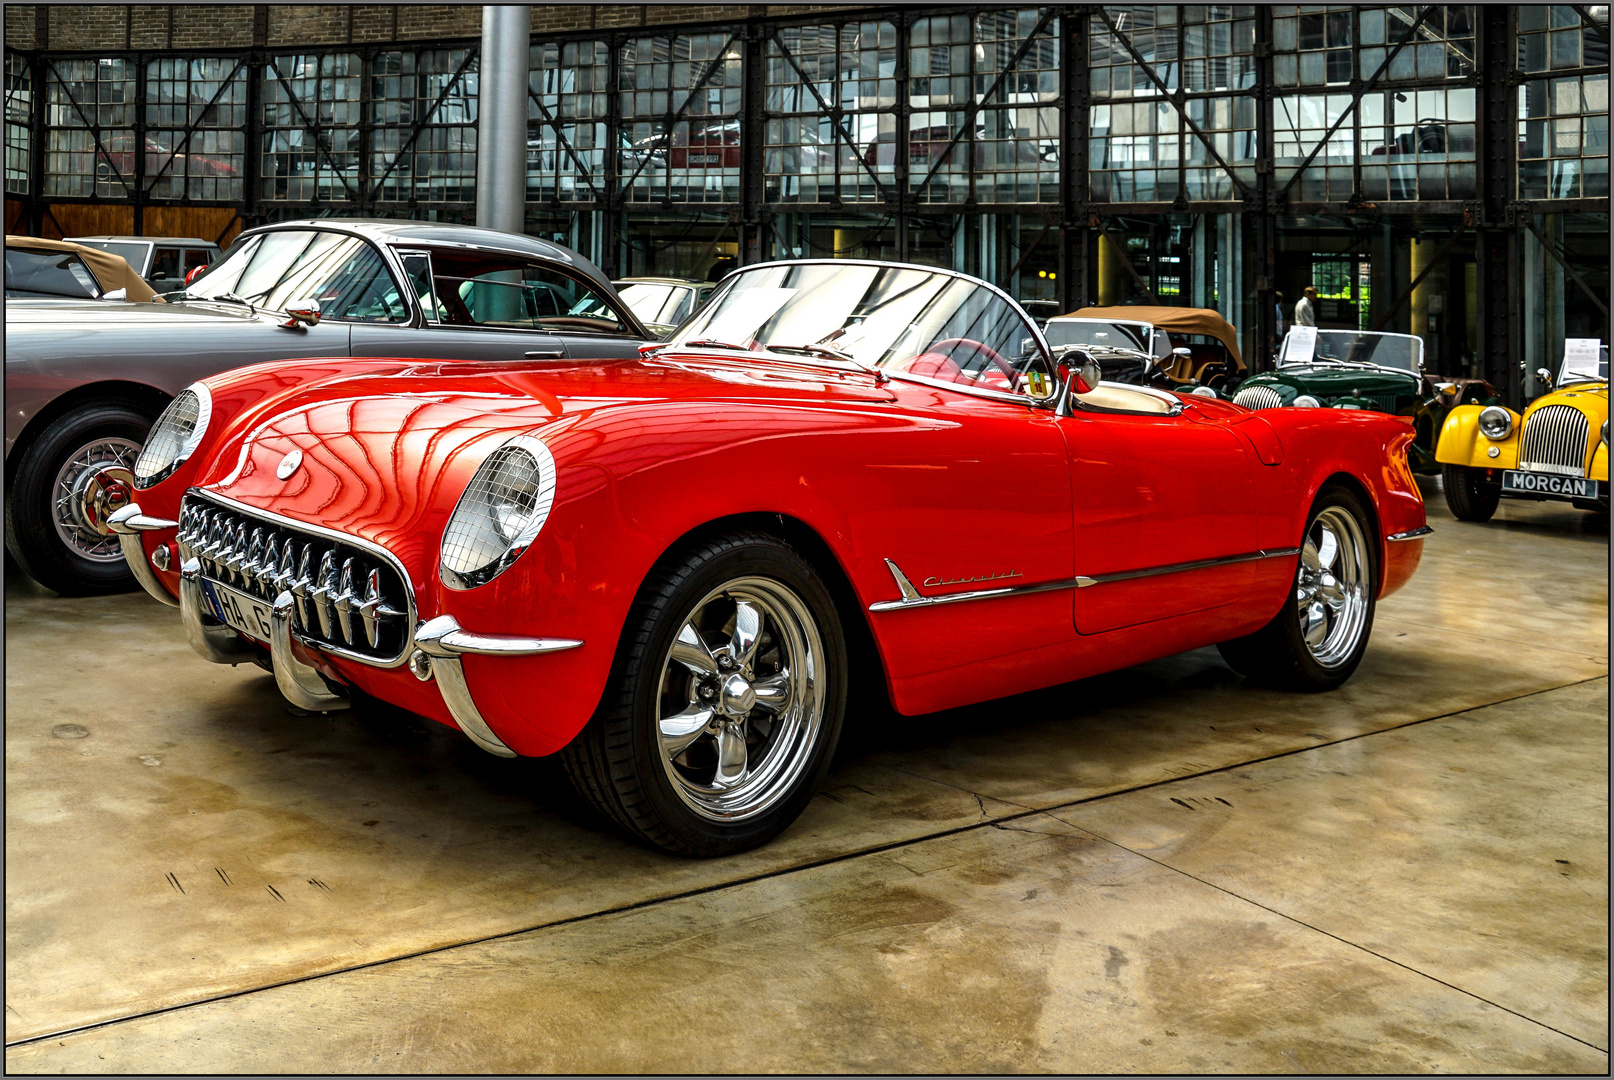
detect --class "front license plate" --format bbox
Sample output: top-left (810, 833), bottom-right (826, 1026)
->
top-left (1501, 470), bottom-right (1600, 499)
top-left (201, 579), bottom-right (275, 642)
top-left (687, 153), bottom-right (722, 165)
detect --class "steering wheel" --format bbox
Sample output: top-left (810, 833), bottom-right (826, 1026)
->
top-left (927, 337), bottom-right (1021, 392)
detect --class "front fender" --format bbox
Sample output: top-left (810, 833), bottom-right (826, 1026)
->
top-left (1435, 403), bottom-right (1520, 469)
top-left (1592, 437), bottom-right (1608, 483)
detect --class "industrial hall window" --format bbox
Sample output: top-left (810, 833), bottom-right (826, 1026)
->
top-left (528, 40), bottom-right (609, 204)
top-left (1088, 6), bottom-right (1256, 204)
top-left (260, 54), bottom-right (362, 203)
top-left (1517, 6), bottom-right (1610, 199)
top-left (764, 20), bottom-right (897, 205)
top-left (145, 58), bottom-right (248, 202)
top-left (43, 58), bottom-right (137, 199)
top-left (908, 9), bottom-right (1060, 206)
top-left (371, 48), bottom-right (479, 205)
top-left (619, 32), bottom-right (742, 204)
top-left (5, 53), bottom-right (28, 195)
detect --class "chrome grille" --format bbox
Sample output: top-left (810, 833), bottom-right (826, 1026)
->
top-left (1519, 404), bottom-right (1590, 476)
top-left (175, 492), bottom-right (414, 666)
top-left (1233, 385), bottom-right (1284, 410)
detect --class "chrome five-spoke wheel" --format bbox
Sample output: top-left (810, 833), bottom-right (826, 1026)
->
top-left (1296, 505), bottom-right (1370, 668)
top-left (561, 531), bottom-right (847, 856)
top-left (656, 577), bottom-right (823, 822)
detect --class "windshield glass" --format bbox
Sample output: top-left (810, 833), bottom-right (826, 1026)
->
top-left (617, 282), bottom-right (683, 326)
top-left (4, 248), bottom-right (103, 299)
top-left (666, 262), bottom-right (1055, 398)
top-left (1281, 329), bottom-right (1422, 372)
top-left (1043, 319), bottom-right (1152, 354)
top-left (72, 239), bottom-right (148, 268)
top-left (183, 229), bottom-right (406, 321)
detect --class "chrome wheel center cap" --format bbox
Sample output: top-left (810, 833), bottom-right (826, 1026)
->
top-left (77, 466), bottom-right (135, 535)
top-left (719, 673), bottom-right (756, 716)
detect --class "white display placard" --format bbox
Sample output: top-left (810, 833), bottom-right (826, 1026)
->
top-left (1282, 325), bottom-right (1317, 366)
top-left (1562, 338), bottom-right (1603, 383)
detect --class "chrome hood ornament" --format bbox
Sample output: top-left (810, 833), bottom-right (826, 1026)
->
top-left (276, 448), bottom-right (303, 480)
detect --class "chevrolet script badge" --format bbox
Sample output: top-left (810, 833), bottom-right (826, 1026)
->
top-left (276, 448), bottom-right (303, 480)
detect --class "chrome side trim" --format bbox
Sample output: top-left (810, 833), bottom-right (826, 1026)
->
top-left (1386, 526), bottom-right (1434, 542)
top-left (108, 504), bottom-right (180, 608)
top-left (870, 559), bottom-right (1078, 612)
top-left (178, 558), bottom-right (257, 664)
top-left (1073, 547), bottom-right (1301, 588)
top-left (183, 489), bottom-right (418, 668)
top-left (270, 592), bottom-right (350, 712)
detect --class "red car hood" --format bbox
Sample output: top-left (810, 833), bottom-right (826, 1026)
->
top-left (197, 353), bottom-right (896, 566)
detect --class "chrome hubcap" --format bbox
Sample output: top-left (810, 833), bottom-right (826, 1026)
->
top-left (52, 438), bottom-right (142, 561)
top-left (1296, 506), bottom-right (1370, 668)
top-left (655, 576), bottom-right (823, 821)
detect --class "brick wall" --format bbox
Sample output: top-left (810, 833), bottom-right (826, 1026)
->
top-left (394, 4), bottom-right (482, 40)
top-left (49, 4), bottom-right (126, 50)
top-left (169, 6), bottom-right (254, 49)
top-left (5, 4), bottom-right (38, 50)
top-left (266, 4), bottom-right (345, 47)
top-left (128, 5), bottom-right (170, 49)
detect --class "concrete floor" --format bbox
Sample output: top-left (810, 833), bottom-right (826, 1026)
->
top-left (5, 479), bottom-right (1608, 1073)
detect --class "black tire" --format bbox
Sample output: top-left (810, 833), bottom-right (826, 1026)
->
top-left (1217, 484), bottom-right (1378, 692)
top-left (5, 402), bottom-right (153, 596)
top-left (1442, 463), bottom-right (1501, 522)
top-left (560, 531), bottom-right (848, 856)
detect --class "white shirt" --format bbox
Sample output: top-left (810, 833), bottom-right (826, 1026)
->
top-left (1294, 296), bottom-right (1316, 327)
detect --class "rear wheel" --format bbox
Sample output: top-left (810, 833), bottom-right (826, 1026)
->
top-left (1217, 485), bottom-right (1377, 692)
top-left (1442, 463), bottom-right (1501, 522)
top-left (561, 531), bottom-right (847, 856)
top-left (5, 402), bottom-right (152, 595)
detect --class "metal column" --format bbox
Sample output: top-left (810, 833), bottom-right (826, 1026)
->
top-left (475, 5), bottom-right (531, 235)
top-left (1476, 5), bottom-right (1521, 405)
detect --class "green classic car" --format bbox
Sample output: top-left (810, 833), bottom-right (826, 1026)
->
top-left (1230, 329), bottom-right (1499, 473)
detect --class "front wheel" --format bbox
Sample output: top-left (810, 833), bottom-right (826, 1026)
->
top-left (4, 402), bottom-right (152, 595)
top-left (1442, 463), bottom-right (1501, 522)
top-left (1217, 485), bottom-right (1378, 692)
top-left (561, 531), bottom-right (847, 856)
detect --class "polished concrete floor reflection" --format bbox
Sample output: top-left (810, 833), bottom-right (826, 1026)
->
top-left (5, 480), bottom-right (1608, 1073)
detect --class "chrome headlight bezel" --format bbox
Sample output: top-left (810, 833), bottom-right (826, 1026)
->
top-left (1478, 404), bottom-right (1514, 441)
top-left (439, 434), bottom-right (558, 591)
top-left (133, 383), bottom-right (212, 488)
top-left (1601, 420), bottom-right (1608, 446)
top-left (1291, 394), bottom-right (1321, 408)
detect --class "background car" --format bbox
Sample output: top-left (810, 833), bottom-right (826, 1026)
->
top-left (115, 259), bottom-right (1428, 858)
top-left (5, 236), bottom-right (160, 302)
top-left (1044, 306), bottom-right (1245, 391)
top-left (612, 277), bottom-right (718, 338)
top-left (5, 220), bottom-right (650, 596)
top-left (1232, 328), bottom-right (1486, 473)
top-left (1436, 342), bottom-right (1609, 520)
top-left (68, 235), bottom-right (221, 292)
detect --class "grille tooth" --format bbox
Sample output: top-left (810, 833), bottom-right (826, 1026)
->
top-left (1520, 405), bottom-right (1591, 474)
top-left (311, 550), bottom-right (337, 638)
top-left (1233, 385), bottom-right (1284, 410)
top-left (334, 558), bottom-right (357, 645)
top-left (177, 495), bottom-right (411, 664)
top-left (291, 544), bottom-right (314, 630)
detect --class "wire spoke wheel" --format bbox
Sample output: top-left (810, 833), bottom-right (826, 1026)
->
top-left (1295, 505), bottom-right (1370, 668)
top-left (654, 576), bottom-right (823, 822)
top-left (50, 437), bottom-right (141, 562)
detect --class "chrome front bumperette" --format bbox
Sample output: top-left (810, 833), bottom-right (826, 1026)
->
top-left (1387, 525), bottom-right (1434, 542)
top-left (107, 503), bottom-right (179, 608)
top-left (272, 591), bottom-right (350, 712)
top-left (413, 616), bottom-right (583, 758)
top-left (178, 558), bottom-right (257, 664)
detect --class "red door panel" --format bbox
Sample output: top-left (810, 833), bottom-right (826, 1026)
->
top-left (1058, 409), bottom-right (1260, 634)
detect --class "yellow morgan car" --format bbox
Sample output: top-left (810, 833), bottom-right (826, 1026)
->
top-left (1435, 345), bottom-right (1608, 521)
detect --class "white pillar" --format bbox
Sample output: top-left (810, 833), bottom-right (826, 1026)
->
top-left (475, 5), bottom-right (531, 235)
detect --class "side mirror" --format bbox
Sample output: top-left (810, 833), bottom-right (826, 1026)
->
top-left (1072, 355), bottom-right (1103, 395)
top-left (282, 299), bottom-right (321, 328)
top-left (1172, 346), bottom-right (1192, 358)
top-left (1535, 367), bottom-right (1553, 386)
top-left (102, 287), bottom-right (127, 302)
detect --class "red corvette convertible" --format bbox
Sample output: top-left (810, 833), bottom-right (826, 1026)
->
top-left (113, 260), bottom-right (1430, 855)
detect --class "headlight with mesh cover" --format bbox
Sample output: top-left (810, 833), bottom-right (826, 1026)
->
top-left (134, 384), bottom-right (212, 487)
top-left (440, 435), bottom-right (558, 590)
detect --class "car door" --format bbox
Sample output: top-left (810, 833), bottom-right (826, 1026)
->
top-left (1056, 393), bottom-right (1260, 635)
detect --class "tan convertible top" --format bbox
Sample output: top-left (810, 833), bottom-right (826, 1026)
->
top-left (1063, 305), bottom-right (1243, 371)
top-left (5, 235), bottom-right (161, 302)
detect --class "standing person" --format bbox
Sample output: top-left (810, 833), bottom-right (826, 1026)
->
top-left (1294, 284), bottom-right (1318, 327)
top-left (1274, 290), bottom-right (1286, 338)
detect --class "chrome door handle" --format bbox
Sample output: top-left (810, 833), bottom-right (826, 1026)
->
top-left (524, 348), bottom-right (565, 359)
